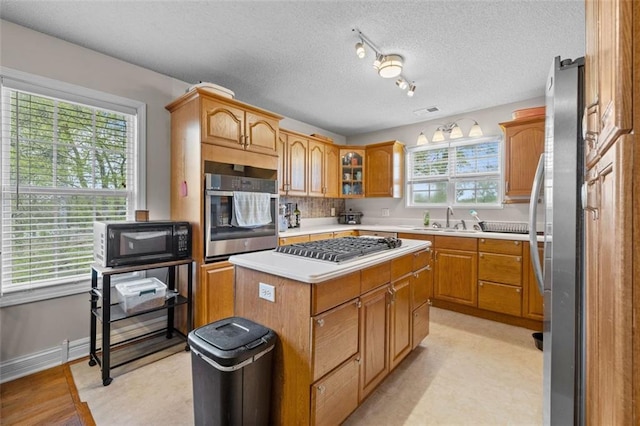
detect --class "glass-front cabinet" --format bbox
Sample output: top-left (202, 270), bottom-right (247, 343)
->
top-left (340, 149), bottom-right (365, 197)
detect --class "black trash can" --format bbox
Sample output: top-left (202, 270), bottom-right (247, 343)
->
top-left (188, 316), bottom-right (277, 426)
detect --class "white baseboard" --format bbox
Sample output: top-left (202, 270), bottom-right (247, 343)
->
top-left (0, 316), bottom-right (168, 383)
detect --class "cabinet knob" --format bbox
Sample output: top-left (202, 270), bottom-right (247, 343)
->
top-left (516, 288), bottom-right (521, 293)
top-left (356, 300), bottom-right (362, 308)
top-left (426, 265), bottom-right (431, 271)
top-left (479, 282), bottom-right (484, 287)
top-left (317, 318), bottom-right (325, 327)
top-left (479, 253), bottom-right (484, 258)
top-left (480, 238), bottom-right (486, 243)
top-left (317, 385), bottom-right (326, 394)
top-left (514, 241), bottom-right (520, 246)
top-left (517, 257), bottom-right (521, 262)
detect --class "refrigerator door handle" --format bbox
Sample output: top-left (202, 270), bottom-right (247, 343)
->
top-left (528, 153), bottom-right (545, 295)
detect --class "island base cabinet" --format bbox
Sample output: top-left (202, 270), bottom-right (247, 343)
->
top-left (311, 356), bottom-right (360, 426)
top-left (412, 302), bottom-right (430, 349)
top-left (389, 276), bottom-right (412, 370)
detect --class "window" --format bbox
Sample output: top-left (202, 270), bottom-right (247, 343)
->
top-left (406, 136), bottom-right (502, 207)
top-left (1, 69), bottom-right (145, 302)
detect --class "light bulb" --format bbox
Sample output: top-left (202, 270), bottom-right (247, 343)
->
top-left (395, 78), bottom-right (408, 90)
top-left (372, 54), bottom-right (384, 70)
top-left (407, 83), bottom-right (416, 97)
top-left (355, 42), bottom-right (365, 59)
top-left (469, 122), bottom-right (483, 137)
top-left (432, 129), bottom-right (445, 142)
top-left (417, 132), bottom-right (428, 145)
top-left (449, 124), bottom-right (464, 139)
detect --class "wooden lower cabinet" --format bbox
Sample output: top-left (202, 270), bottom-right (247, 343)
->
top-left (433, 248), bottom-right (478, 306)
top-left (358, 284), bottom-right (390, 401)
top-left (278, 234), bottom-right (310, 245)
top-left (389, 275), bottom-right (412, 370)
top-left (197, 261), bottom-right (234, 327)
top-left (311, 356), bottom-right (360, 426)
top-left (523, 243), bottom-right (544, 320)
top-left (309, 232), bottom-right (334, 241)
top-left (234, 246), bottom-right (431, 425)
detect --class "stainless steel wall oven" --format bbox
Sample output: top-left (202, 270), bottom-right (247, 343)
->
top-left (204, 173), bottom-right (278, 261)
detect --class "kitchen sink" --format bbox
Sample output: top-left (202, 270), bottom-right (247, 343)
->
top-left (416, 228), bottom-right (478, 233)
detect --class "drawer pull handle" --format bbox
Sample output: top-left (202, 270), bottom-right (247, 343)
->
top-left (317, 319), bottom-right (325, 327)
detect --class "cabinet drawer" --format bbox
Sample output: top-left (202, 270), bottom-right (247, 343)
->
top-left (412, 302), bottom-right (430, 350)
top-left (279, 234), bottom-right (310, 245)
top-left (361, 261), bottom-right (390, 293)
top-left (312, 271), bottom-right (360, 315)
top-left (434, 235), bottom-right (477, 251)
top-left (478, 281), bottom-right (522, 316)
top-left (333, 230), bottom-right (357, 238)
top-left (411, 267), bottom-right (431, 307)
top-left (311, 356), bottom-right (359, 426)
top-left (312, 300), bottom-right (359, 381)
top-left (391, 253), bottom-right (413, 281)
top-left (411, 248), bottom-right (431, 271)
top-left (478, 238), bottom-right (523, 255)
top-left (478, 252), bottom-right (523, 285)
top-left (309, 232), bottom-right (335, 241)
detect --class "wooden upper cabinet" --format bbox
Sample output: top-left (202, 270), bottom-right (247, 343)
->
top-left (324, 144), bottom-right (340, 198)
top-left (308, 140), bottom-right (325, 197)
top-left (201, 98), bottom-right (244, 148)
top-left (287, 133), bottom-right (309, 196)
top-left (200, 95), bottom-right (280, 157)
top-left (276, 131), bottom-right (288, 194)
top-left (500, 115), bottom-right (545, 202)
top-left (365, 141), bottom-right (405, 198)
top-left (584, 0), bottom-right (633, 169)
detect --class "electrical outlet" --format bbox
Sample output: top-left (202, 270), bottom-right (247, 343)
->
top-left (259, 282), bottom-right (275, 302)
top-left (382, 208), bottom-right (390, 217)
top-left (331, 207), bottom-right (336, 217)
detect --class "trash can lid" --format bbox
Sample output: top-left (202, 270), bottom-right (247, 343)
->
top-left (193, 317), bottom-right (271, 351)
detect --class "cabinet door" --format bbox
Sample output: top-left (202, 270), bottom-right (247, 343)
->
top-left (502, 117), bottom-right (545, 200)
top-left (412, 302), bottom-right (430, 350)
top-left (311, 356), bottom-right (359, 426)
top-left (359, 285), bottom-right (389, 401)
top-left (584, 137), bottom-right (634, 425)
top-left (478, 281), bottom-right (522, 317)
top-left (277, 132), bottom-right (288, 194)
top-left (311, 299), bottom-right (359, 381)
top-left (287, 136), bottom-right (308, 196)
top-left (198, 261), bottom-right (235, 327)
top-left (589, 0), bottom-right (633, 156)
top-left (308, 140), bottom-right (325, 197)
top-left (389, 276), bottom-right (412, 370)
top-left (201, 98), bottom-right (244, 149)
top-left (523, 244), bottom-right (544, 320)
top-left (245, 111), bottom-right (278, 156)
top-left (433, 249), bottom-right (478, 306)
top-left (365, 144), bottom-right (404, 198)
top-left (324, 143), bottom-right (340, 198)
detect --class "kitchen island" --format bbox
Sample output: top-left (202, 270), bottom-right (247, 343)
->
top-left (229, 237), bottom-right (431, 425)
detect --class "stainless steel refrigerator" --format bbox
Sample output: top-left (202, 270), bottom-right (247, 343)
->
top-left (529, 56), bottom-right (585, 425)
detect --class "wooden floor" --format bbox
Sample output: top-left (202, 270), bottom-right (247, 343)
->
top-left (1, 363), bottom-right (95, 426)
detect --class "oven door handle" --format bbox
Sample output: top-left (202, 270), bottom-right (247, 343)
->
top-left (206, 190), bottom-right (278, 198)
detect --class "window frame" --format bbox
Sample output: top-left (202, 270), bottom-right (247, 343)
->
top-left (405, 135), bottom-right (503, 209)
top-left (0, 67), bottom-right (146, 307)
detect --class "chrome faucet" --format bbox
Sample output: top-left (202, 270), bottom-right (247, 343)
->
top-left (446, 206), bottom-right (454, 228)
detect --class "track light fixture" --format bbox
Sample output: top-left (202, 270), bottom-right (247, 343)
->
top-left (416, 118), bottom-right (484, 144)
top-left (352, 28), bottom-right (416, 97)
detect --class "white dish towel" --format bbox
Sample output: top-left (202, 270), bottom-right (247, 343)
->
top-left (231, 191), bottom-right (272, 228)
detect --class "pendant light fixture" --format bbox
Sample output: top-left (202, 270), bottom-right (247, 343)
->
top-left (352, 28), bottom-right (416, 97)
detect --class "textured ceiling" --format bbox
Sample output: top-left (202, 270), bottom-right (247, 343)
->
top-left (0, 1), bottom-right (585, 136)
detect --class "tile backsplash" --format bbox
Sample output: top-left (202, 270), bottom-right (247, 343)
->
top-left (280, 197), bottom-right (345, 218)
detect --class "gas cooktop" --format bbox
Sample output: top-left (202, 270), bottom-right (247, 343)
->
top-left (274, 236), bottom-right (402, 263)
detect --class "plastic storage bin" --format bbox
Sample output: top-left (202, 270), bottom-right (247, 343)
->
top-left (115, 277), bottom-right (167, 315)
top-left (188, 316), bottom-right (277, 426)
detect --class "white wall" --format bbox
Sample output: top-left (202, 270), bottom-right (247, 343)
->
top-left (0, 20), bottom-right (341, 377)
top-left (344, 98), bottom-right (546, 227)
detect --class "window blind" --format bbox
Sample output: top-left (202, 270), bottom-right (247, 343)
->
top-left (406, 137), bottom-right (502, 207)
top-left (1, 85), bottom-right (137, 294)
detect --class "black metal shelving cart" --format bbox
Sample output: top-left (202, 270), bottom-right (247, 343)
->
top-left (88, 258), bottom-right (193, 386)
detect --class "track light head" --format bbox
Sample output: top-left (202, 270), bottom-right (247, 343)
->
top-left (355, 41), bottom-right (366, 59)
top-left (407, 83), bottom-right (416, 97)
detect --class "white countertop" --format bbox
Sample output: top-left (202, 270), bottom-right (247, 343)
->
top-left (279, 223), bottom-right (544, 242)
top-left (229, 238), bottom-right (430, 284)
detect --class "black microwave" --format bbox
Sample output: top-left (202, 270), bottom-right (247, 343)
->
top-left (93, 221), bottom-right (192, 267)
